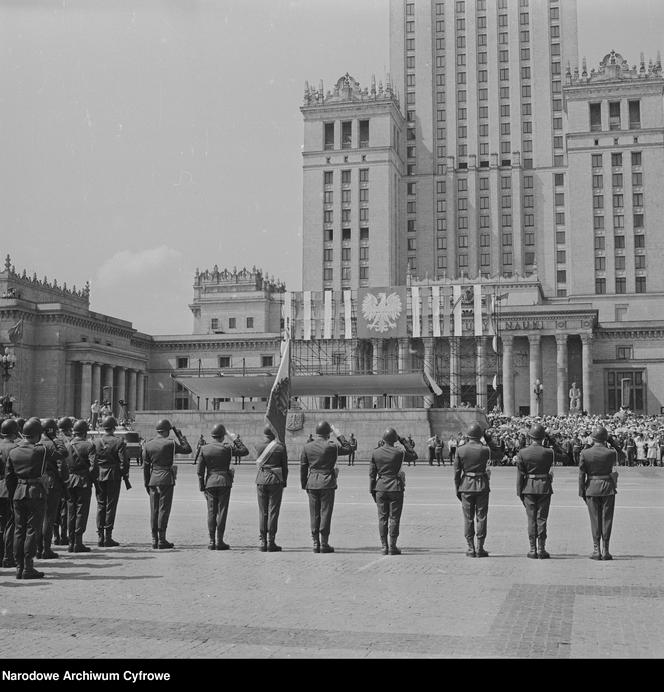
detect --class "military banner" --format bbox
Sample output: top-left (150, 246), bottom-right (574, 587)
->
top-left (356, 286), bottom-right (407, 339)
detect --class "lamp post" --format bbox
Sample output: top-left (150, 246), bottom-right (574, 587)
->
top-left (1, 345), bottom-right (17, 411)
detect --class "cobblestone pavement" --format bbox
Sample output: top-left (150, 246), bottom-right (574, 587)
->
top-left (1, 461), bottom-right (662, 658)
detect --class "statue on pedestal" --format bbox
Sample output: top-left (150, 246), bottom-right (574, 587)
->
top-left (569, 382), bottom-right (581, 414)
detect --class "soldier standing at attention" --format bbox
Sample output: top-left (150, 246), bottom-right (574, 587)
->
top-left (0, 418), bottom-right (19, 568)
top-left (453, 422), bottom-right (491, 558)
top-left (5, 418), bottom-right (47, 579)
top-left (515, 423), bottom-right (554, 559)
top-left (37, 418), bottom-right (68, 560)
top-left (255, 426), bottom-right (288, 552)
top-left (53, 416), bottom-right (74, 548)
top-left (65, 420), bottom-right (98, 553)
top-left (143, 419), bottom-right (191, 549)
top-left (579, 426), bottom-right (618, 560)
top-left (93, 415), bottom-right (130, 548)
top-left (196, 423), bottom-right (248, 550)
top-left (300, 421), bottom-right (352, 554)
top-left (369, 428), bottom-right (417, 555)
top-left (347, 433), bottom-right (357, 466)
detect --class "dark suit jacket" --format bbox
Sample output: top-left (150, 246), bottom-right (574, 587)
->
top-left (515, 443), bottom-right (554, 496)
top-left (454, 441), bottom-right (490, 494)
top-left (255, 439), bottom-right (288, 486)
top-left (300, 435), bottom-right (351, 490)
top-left (579, 444), bottom-right (617, 497)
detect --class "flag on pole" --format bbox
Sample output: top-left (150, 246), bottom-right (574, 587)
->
top-left (264, 338), bottom-right (290, 444)
top-left (491, 374), bottom-right (498, 390)
top-left (7, 318), bottom-right (23, 343)
top-left (423, 368), bottom-right (443, 396)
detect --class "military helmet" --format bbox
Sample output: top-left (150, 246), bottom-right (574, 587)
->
top-left (15, 417), bottom-right (25, 434)
top-left (73, 419), bottom-right (89, 434)
top-left (210, 423), bottom-right (226, 439)
top-left (42, 418), bottom-right (58, 435)
top-left (382, 428), bottom-right (399, 445)
top-left (592, 426), bottom-right (608, 443)
top-left (23, 417), bottom-right (43, 439)
top-left (102, 415), bottom-right (117, 430)
top-left (58, 416), bottom-right (73, 432)
top-left (315, 421), bottom-right (332, 436)
top-left (0, 418), bottom-right (19, 437)
top-left (529, 423), bottom-right (546, 441)
top-left (466, 422), bottom-right (484, 440)
top-left (156, 419), bottom-right (172, 432)
top-left (263, 425), bottom-right (275, 439)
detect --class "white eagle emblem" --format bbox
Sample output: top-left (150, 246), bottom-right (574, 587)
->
top-left (362, 291), bottom-right (402, 333)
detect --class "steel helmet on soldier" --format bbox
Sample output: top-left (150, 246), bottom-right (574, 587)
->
top-left (73, 419), bottom-right (89, 435)
top-left (466, 422), bottom-right (484, 441)
top-left (529, 423), bottom-right (546, 441)
top-left (156, 419), bottom-right (172, 432)
top-left (210, 423), bottom-right (226, 439)
top-left (58, 416), bottom-right (73, 432)
top-left (315, 421), bottom-right (332, 436)
top-left (102, 415), bottom-right (117, 430)
top-left (382, 428), bottom-right (399, 445)
top-left (22, 417), bottom-right (43, 439)
top-left (592, 426), bottom-right (608, 443)
top-left (0, 418), bottom-right (18, 437)
top-left (15, 417), bottom-right (25, 434)
top-left (42, 418), bottom-right (58, 435)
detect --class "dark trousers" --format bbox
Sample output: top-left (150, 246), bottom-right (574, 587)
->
top-left (257, 484), bottom-right (283, 537)
top-left (348, 452), bottom-right (355, 466)
top-left (449, 448), bottom-right (456, 465)
top-left (375, 490), bottom-right (404, 540)
top-left (0, 497), bottom-right (15, 562)
top-left (57, 491), bottom-right (69, 536)
top-left (40, 485), bottom-right (62, 550)
top-left (585, 495), bottom-right (615, 542)
top-left (522, 494), bottom-right (552, 540)
top-left (204, 486), bottom-right (231, 538)
top-left (428, 448), bottom-right (435, 464)
top-left (67, 486), bottom-right (92, 537)
top-left (96, 479), bottom-right (122, 532)
top-left (461, 491), bottom-right (489, 540)
top-left (307, 488), bottom-right (335, 538)
top-left (149, 485), bottom-right (174, 533)
top-left (13, 497), bottom-right (45, 563)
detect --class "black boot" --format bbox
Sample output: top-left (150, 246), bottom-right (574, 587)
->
top-left (53, 525), bottom-right (62, 545)
top-left (151, 531), bottom-right (158, 549)
top-left (476, 538), bottom-right (489, 558)
top-left (68, 537), bottom-right (75, 553)
top-left (216, 531), bottom-right (230, 550)
top-left (527, 538), bottom-right (538, 559)
top-left (41, 543), bottom-right (59, 560)
top-left (208, 532), bottom-right (216, 550)
top-left (601, 538), bottom-right (613, 561)
top-left (320, 535), bottom-right (334, 553)
top-left (267, 535), bottom-right (282, 552)
top-left (15, 559), bottom-right (24, 580)
top-left (388, 537), bottom-right (401, 556)
top-left (590, 541), bottom-right (601, 560)
top-left (158, 530), bottom-right (174, 549)
top-left (537, 537), bottom-right (550, 560)
top-left (2, 556), bottom-right (17, 568)
top-left (466, 538), bottom-right (476, 557)
top-left (312, 532), bottom-right (320, 554)
top-left (380, 536), bottom-right (388, 556)
top-left (97, 530), bottom-right (105, 547)
top-left (60, 526), bottom-right (68, 546)
top-left (74, 534), bottom-right (91, 553)
top-left (104, 529), bottom-right (119, 547)
top-left (258, 534), bottom-right (267, 552)
top-left (22, 557), bottom-right (44, 580)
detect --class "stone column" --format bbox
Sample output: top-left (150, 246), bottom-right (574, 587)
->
top-left (424, 338), bottom-right (434, 409)
top-left (449, 337), bottom-right (460, 408)
top-left (103, 365), bottom-right (114, 407)
top-left (116, 367), bottom-right (126, 416)
top-left (502, 335), bottom-right (515, 416)
top-left (80, 362), bottom-right (92, 420)
top-left (91, 363), bottom-right (102, 407)
top-left (476, 337), bottom-right (488, 411)
top-left (128, 370), bottom-right (138, 416)
top-left (581, 333), bottom-right (593, 414)
top-left (528, 334), bottom-right (542, 416)
top-left (137, 372), bottom-right (145, 411)
top-left (555, 334), bottom-right (568, 416)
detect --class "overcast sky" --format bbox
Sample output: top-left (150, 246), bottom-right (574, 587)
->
top-left (1, 0), bottom-right (662, 335)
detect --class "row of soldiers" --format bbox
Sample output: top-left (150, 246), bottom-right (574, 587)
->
top-left (0, 415), bottom-right (619, 575)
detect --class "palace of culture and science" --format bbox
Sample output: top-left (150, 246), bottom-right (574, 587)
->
top-left (1, 0), bottom-right (663, 419)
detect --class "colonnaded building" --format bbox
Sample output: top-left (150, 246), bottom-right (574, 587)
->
top-left (1, 0), bottom-right (664, 424)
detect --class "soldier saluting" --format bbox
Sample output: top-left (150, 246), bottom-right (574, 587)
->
top-left (143, 419), bottom-right (191, 549)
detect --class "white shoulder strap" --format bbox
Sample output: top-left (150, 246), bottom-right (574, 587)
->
top-left (256, 439), bottom-right (278, 468)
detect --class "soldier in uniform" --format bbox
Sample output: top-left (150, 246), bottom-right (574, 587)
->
top-left (5, 418), bottom-right (47, 579)
top-left (515, 423), bottom-right (554, 559)
top-left (300, 420), bottom-right (352, 553)
top-left (196, 423), bottom-right (248, 550)
top-left (255, 426), bottom-right (288, 552)
top-left (53, 416), bottom-right (73, 547)
top-left (36, 418), bottom-right (68, 559)
top-left (369, 428), bottom-right (417, 555)
top-left (143, 419), bottom-right (191, 549)
top-left (65, 420), bottom-right (98, 553)
top-left (579, 425), bottom-right (618, 560)
top-left (0, 418), bottom-right (19, 568)
top-left (93, 415), bottom-right (130, 547)
top-left (347, 433), bottom-right (357, 466)
top-left (453, 422), bottom-right (491, 558)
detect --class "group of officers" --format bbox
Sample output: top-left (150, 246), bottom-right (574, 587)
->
top-left (0, 414), bottom-right (620, 578)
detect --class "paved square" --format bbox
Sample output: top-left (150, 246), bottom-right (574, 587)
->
top-left (1, 461), bottom-right (662, 658)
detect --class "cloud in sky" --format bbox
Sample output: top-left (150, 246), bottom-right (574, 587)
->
top-left (95, 245), bottom-right (182, 288)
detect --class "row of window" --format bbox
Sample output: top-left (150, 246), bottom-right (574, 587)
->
top-left (176, 355), bottom-right (274, 369)
top-left (596, 277), bottom-right (647, 294)
top-left (323, 228), bottom-right (369, 242)
top-left (323, 169), bottom-right (369, 185)
top-left (323, 189), bottom-right (370, 204)
top-left (594, 215), bottom-right (645, 230)
top-left (323, 267), bottom-right (369, 282)
top-left (589, 101), bottom-right (641, 131)
top-left (323, 121), bottom-right (370, 150)
top-left (323, 247), bottom-right (369, 261)
top-left (592, 152), bottom-right (641, 168)
top-left (323, 208), bottom-right (369, 224)
top-left (592, 173), bottom-right (644, 188)
top-left (594, 235), bottom-right (645, 249)
top-left (591, 194), bottom-right (644, 209)
top-left (208, 317), bottom-right (254, 331)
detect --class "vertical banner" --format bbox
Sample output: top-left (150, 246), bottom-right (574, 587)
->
top-left (453, 284), bottom-right (463, 336)
top-left (411, 286), bottom-right (421, 338)
top-left (473, 284), bottom-right (483, 336)
top-left (431, 285), bottom-right (441, 337)
top-left (442, 287), bottom-right (451, 337)
top-left (323, 290), bottom-right (333, 340)
top-left (343, 289), bottom-right (352, 340)
top-left (283, 292), bottom-right (292, 338)
top-left (487, 294), bottom-right (496, 336)
top-left (303, 291), bottom-right (312, 341)
top-left (265, 338), bottom-right (290, 444)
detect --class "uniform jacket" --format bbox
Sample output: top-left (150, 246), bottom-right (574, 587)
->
top-left (515, 443), bottom-right (554, 496)
top-left (453, 440), bottom-right (491, 494)
top-left (300, 434), bottom-right (352, 490)
top-left (143, 436), bottom-right (192, 487)
top-left (370, 440), bottom-right (417, 493)
top-left (197, 439), bottom-right (248, 489)
top-left (0, 437), bottom-right (18, 499)
top-left (40, 434), bottom-right (69, 491)
top-left (255, 438), bottom-right (288, 486)
top-left (579, 444), bottom-right (617, 497)
top-left (66, 437), bottom-right (98, 489)
top-left (5, 440), bottom-right (48, 502)
top-left (93, 434), bottom-right (129, 482)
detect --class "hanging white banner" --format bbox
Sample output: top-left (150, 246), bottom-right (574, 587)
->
top-left (453, 285), bottom-right (463, 336)
top-left (323, 290), bottom-right (333, 340)
top-left (431, 285), bottom-right (441, 337)
top-left (411, 286), bottom-right (421, 338)
top-left (473, 284), bottom-right (483, 336)
top-left (343, 289), bottom-right (352, 340)
top-left (303, 291), bottom-right (312, 341)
